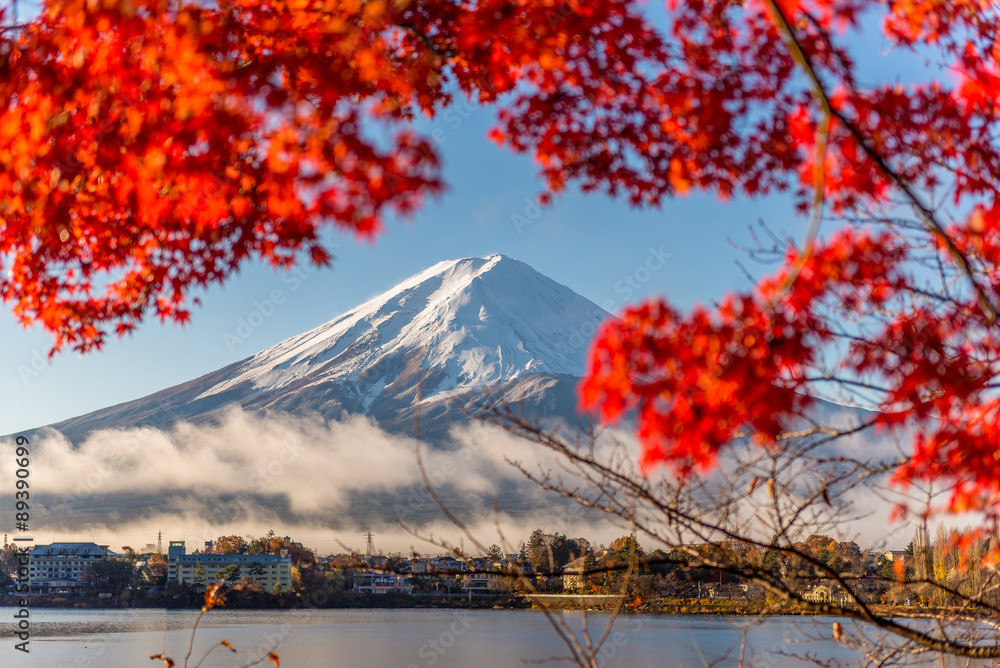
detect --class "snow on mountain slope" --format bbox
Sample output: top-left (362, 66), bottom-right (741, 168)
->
top-left (34, 254), bottom-right (610, 443)
top-left (195, 254), bottom-right (608, 410)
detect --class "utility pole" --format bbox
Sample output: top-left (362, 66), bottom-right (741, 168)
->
top-left (365, 531), bottom-right (375, 562)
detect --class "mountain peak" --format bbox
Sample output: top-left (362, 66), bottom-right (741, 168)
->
top-left (40, 255), bottom-right (609, 442)
top-left (197, 254), bottom-right (606, 407)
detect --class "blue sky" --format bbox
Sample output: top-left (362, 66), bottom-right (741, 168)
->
top-left (0, 2), bottom-right (932, 436)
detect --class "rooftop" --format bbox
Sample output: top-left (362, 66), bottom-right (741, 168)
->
top-left (29, 542), bottom-right (118, 557)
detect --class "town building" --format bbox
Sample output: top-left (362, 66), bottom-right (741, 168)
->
top-left (883, 550), bottom-right (909, 565)
top-left (562, 557), bottom-right (588, 592)
top-left (26, 542), bottom-right (120, 595)
top-left (430, 555), bottom-right (466, 572)
top-left (803, 581), bottom-right (854, 605)
top-left (352, 570), bottom-right (412, 594)
top-left (459, 572), bottom-right (492, 593)
top-left (165, 541), bottom-right (292, 590)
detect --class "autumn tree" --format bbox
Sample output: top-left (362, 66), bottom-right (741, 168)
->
top-left (147, 552), bottom-right (168, 587)
top-left (247, 530), bottom-right (283, 556)
top-left (607, 536), bottom-right (643, 559)
top-left (482, 404), bottom-right (1000, 666)
top-left (0, 0), bottom-right (669, 354)
top-left (577, 0), bottom-right (1000, 530)
top-left (285, 541), bottom-right (315, 565)
top-left (210, 535), bottom-right (248, 555)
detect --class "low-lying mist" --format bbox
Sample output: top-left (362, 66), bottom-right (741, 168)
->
top-left (0, 407), bottom-right (934, 554)
top-left (1, 409), bottom-right (631, 553)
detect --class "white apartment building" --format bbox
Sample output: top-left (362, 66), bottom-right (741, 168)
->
top-left (27, 542), bottom-right (119, 594)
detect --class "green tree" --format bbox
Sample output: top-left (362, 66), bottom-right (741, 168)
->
top-left (89, 559), bottom-right (136, 595)
top-left (528, 531), bottom-right (576, 575)
top-left (248, 563), bottom-right (265, 583)
top-left (194, 562), bottom-right (207, 587)
top-left (762, 550), bottom-right (784, 575)
top-left (384, 553), bottom-right (406, 573)
top-left (816, 549), bottom-right (848, 574)
top-left (324, 569), bottom-right (349, 593)
top-left (598, 536), bottom-right (646, 593)
top-left (0, 541), bottom-right (20, 588)
top-left (215, 564), bottom-right (240, 584)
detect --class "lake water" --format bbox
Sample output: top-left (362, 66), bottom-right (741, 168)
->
top-left (0, 607), bottom-right (991, 667)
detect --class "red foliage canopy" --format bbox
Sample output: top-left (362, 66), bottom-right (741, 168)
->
top-left (1, 0), bottom-right (662, 351)
top-left (6, 1), bottom-right (1000, 516)
top-left (579, 1), bottom-right (1000, 517)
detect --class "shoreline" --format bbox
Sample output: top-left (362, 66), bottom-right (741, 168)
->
top-left (0, 594), bottom-right (981, 620)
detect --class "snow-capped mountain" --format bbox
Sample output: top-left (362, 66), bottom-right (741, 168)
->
top-left (41, 254), bottom-right (609, 442)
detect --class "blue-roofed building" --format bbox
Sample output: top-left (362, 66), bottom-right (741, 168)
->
top-left (166, 540), bottom-right (292, 590)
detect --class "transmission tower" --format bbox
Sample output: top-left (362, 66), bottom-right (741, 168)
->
top-left (364, 531), bottom-right (375, 561)
top-left (157, 530), bottom-right (163, 555)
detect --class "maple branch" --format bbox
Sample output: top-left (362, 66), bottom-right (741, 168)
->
top-left (180, 606), bottom-right (210, 668)
top-left (400, 456), bottom-right (610, 668)
top-left (408, 391), bottom-right (618, 668)
top-left (777, 103), bottom-right (831, 298)
top-left (764, 0), bottom-right (1000, 324)
top-left (0, 21), bottom-right (28, 33)
top-left (487, 406), bottom-right (1000, 661)
top-left (398, 21), bottom-right (452, 59)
